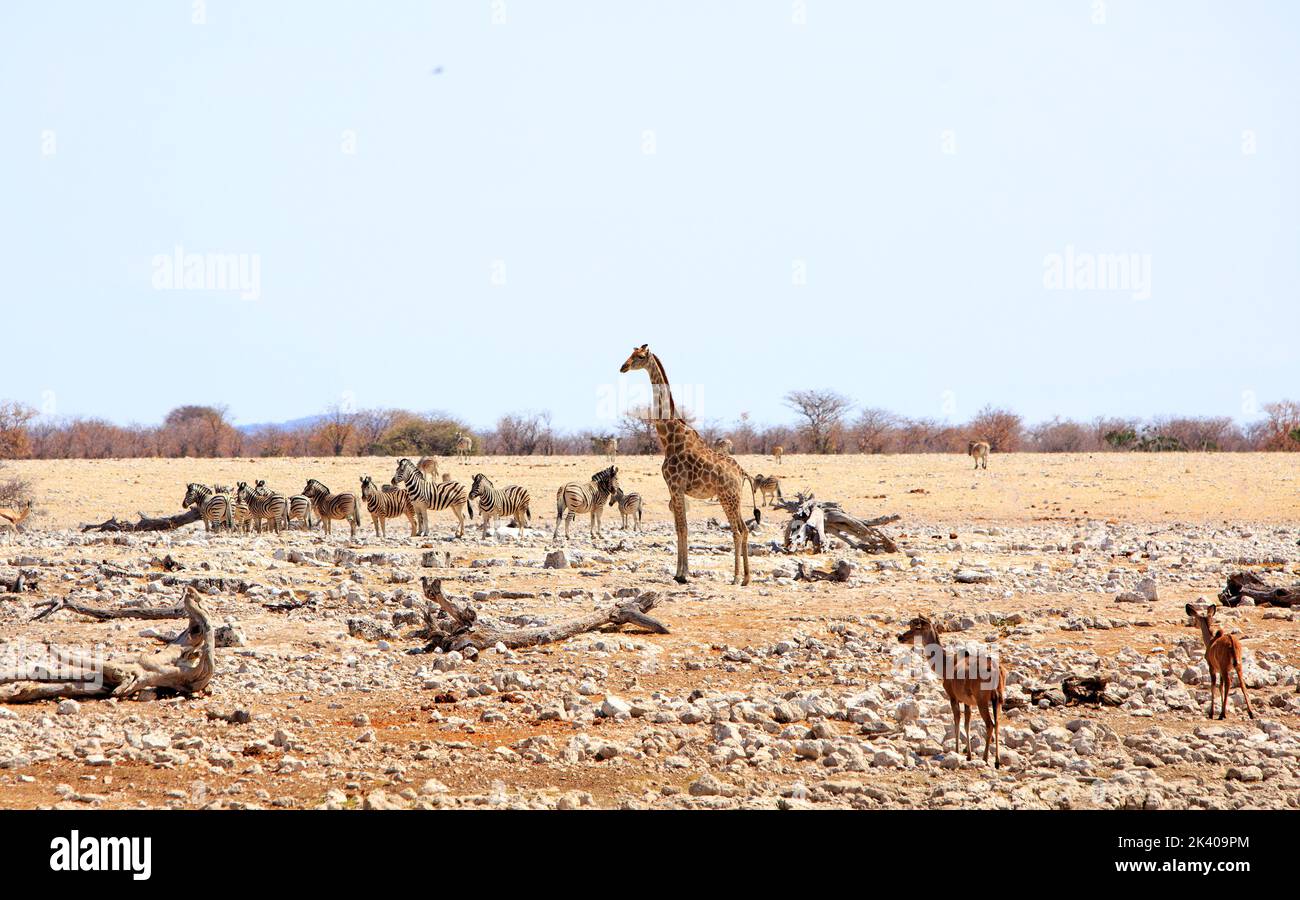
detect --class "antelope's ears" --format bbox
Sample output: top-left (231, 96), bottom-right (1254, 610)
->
top-left (1206, 603), bottom-right (1217, 616)
top-left (1184, 603), bottom-right (1196, 616)
top-left (638, 343), bottom-right (647, 350)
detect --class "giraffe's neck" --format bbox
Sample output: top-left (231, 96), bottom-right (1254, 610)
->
top-left (646, 354), bottom-right (680, 422)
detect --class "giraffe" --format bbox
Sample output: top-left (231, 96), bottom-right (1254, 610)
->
top-left (619, 344), bottom-right (760, 585)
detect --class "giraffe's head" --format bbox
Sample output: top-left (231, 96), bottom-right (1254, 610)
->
top-left (619, 344), bottom-right (651, 374)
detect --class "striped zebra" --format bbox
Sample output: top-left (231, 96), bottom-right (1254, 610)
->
top-left (611, 488), bottom-right (643, 531)
top-left (392, 457), bottom-right (471, 537)
top-left (467, 473), bottom-right (531, 542)
top-left (256, 480), bottom-right (314, 529)
top-left (301, 478), bottom-right (361, 538)
top-left (753, 474), bottom-right (783, 507)
top-left (182, 483), bottom-right (234, 532)
top-left (552, 465), bottom-right (621, 542)
top-left (237, 481), bottom-right (290, 534)
top-left (360, 475), bottom-right (417, 538)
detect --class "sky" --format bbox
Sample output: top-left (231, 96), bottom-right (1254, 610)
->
top-left (2, 0), bottom-right (1297, 433)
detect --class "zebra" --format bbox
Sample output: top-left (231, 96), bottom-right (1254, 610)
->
top-left (301, 478), bottom-right (361, 538)
top-left (237, 481), bottom-right (290, 534)
top-left (392, 457), bottom-right (471, 537)
top-left (611, 488), bottom-right (643, 531)
top-left (182, 483), bottom-right (234, 532)
top-left (256, 480), bottom-right (314, 529)
top-left (467, 473), bottom-right (531, 542)
top-left (553, 465), bottom-right (621, 542)
top-left (753, 474), bottom-right (783, 507)
top-left (361, 475), bottom-right (417, 538)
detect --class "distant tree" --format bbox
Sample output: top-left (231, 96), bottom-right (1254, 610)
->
top-left (852, 408), bottom-right (898, 454)
top-left (160, 405), bottom-right (239, 457)
top-left (372, 414), bottom-right (469, 457)
top-left (1256, 400), bottom-right (1300, 451)
top-left (617, 406), bottom-right (664, 455)
top-left (784, 389), bottom-right (852, 454)
top-left (494, 411), bottom-right (551, 455)
top-left (967, 405), bottom-right (1023, 452)
top-left (0, 401), bottom-right (38, 458)
top-left (311, 403), bottom-right (358, 456)
top-left (1027, 417), bottom-right (1092, 452)
top-left (352, 409), bottom-right (404, 455)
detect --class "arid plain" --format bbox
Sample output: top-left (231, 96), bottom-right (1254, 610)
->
top-left (1, 452), bottom-right (1298, 809)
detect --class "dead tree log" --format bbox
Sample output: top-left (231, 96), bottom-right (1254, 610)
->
top-left (777, 493), bottom-right (899, 554)
top-left (0, 586), bottom-right (216, 702)
top-left (31, 596), bottom-right (186, 622)
top-left (794, 559), bottom-right (856, 582)
top-left (81, 507), bottom-right (203, 533)
top-left (415, 577), bottom-right (668, 655)
top-left (1219, 572), bottom-right (1300, 608)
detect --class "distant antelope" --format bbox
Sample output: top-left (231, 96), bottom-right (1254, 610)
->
top-left (0, 500), bottom-right (32, 541)
top-left (591, 435), bottom-right (618, 462)
top-left (611, 488), bottom-right (643, 531)
top-left (713, 437), bottom-right (733, 455)
top-left (453, 432), bottom-right (473, 458)
top-left (772, 445), bottom-right (783, 465)
top-left (553, 466), bottom-right (621, 542)
top-left (1185, 603), bottom-right (1255, 720)
top-left (897, 615), bottom-right (1005, 768)
top-left (968, 441), bottom-right (990, 469)
top-left (753, 474), bottom-right (783, 507)
top-left (361, 475), bottom-right (417, 538)
top-left (301, 479), bottom-right (361, 538)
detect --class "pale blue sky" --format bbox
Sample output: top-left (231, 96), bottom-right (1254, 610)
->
top-left (2, 0), bottom-right (1297, 432)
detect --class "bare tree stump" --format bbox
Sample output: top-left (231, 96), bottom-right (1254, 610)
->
top-left (0, 586), bottom-right (216, 702)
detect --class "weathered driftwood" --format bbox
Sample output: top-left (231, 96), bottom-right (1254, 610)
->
top-left (81, 507), bottom-right (203, 533)
top-left (777, 493), bottom-right (899, 554)
top-left (415, 577), bottom-right (668, 654)
top-left (159, 575), bottom-right (258, 593)
top-left (0, 586), bottom-right (216, 702)
top-left (794, 559), bottom-right (855, 582)
top-left (1219, 572), bottom-right (1300, 608)
top-left (31, 596), bottom-right (186, 622)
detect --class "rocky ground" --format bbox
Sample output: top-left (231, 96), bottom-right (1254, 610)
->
top-left (1, 453), bottom-right (1297, 809)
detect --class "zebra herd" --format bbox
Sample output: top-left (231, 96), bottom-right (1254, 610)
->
top-left (179, 457), bottom-right (657, 544)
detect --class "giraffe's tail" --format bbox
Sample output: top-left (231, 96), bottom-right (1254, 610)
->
top-left (743, 474), bottom-right (761, 527)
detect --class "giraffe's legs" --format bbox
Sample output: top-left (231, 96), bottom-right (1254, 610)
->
top-left (720, 494), bottom-right (750, 586)
top-left (668, 491), bottom-right (690, 583)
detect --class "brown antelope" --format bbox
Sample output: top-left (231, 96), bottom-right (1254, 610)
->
top-left (753, 474), bottom-right (782, 507)
top-left (897, 615), bottom-right (1005, 767)
top-left (0, 500), bottom-right (32, 541)
top-left (591, 435), bottom-right (618, 462)
top-left (453, 432), bottom-right (473, 458)
top-left (772, 445), bottom-right (783, 465)
top-left (968, 440), bottom-right (989, 469)
top-left (1185, 603), bottom-right (1255, 720)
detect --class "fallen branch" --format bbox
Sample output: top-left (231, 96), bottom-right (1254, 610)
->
top-left (415, 577), bottom-right (668, 654)
top-left (31, 596), bottom-right (185, 622)
top-left (1, 571), bottom-right (37, 593)
top-left (794, 559), bottom-right (855, 582)
top-left (1219, 572), bottom-right (1300, 608)
top-left (0, 586), bottom-right (216, 702)
top-left (81, 507), bottom-right (203, 533)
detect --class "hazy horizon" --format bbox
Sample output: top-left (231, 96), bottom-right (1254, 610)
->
top-left (3, 0), bottom-right (1297, 432)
